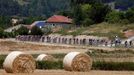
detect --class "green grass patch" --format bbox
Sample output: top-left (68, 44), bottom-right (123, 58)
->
top-left (52, 22), bottom-right (134, 39)
top-left (87, 49), bottom-right (134, 58)
top-left (93, 61), bottom-right (134, 71)
top-left (1, 51), bottom-right (134, 70)
top-left (36, 60), bottom-right (63, 69)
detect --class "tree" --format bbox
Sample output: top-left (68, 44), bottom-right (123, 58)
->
top-left (41, 27), bottom-right (52, 35)
top-left (30, 26), bottom-right (43, 35)
top-left (0, 16), bottom-right (11, 29)
top-left (73, 5), bottom-right (84, 26)
top-left (105, 11), bottom-right (124, 23)
top-left (23, 16), bottom-right (46, 24)
top-left (90, 3), bottom-right (111, 23)
top-left (82, 18), bottom-right (94, 26)
top-left (15, 26), bottom-right (29, 35)
top-left (81, 4), bottom-right (92, 18)
top-left (71, 0), bottom-right (96, 5)
top-left (56, 11), bottom-right (73, 18)
top-left (125, 7), bottom-right (134, 23)
top-left (0, 27), bottom-right (4, 38)
top-left (0, 0), bottom-right (21, 16)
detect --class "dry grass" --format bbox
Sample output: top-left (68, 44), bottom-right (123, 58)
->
top-left (0, 41), bottom-right (75, 51)
top-left (0, 70), bottom-right (134, 75)
top-left (55, 22), bottom-right (134, 38)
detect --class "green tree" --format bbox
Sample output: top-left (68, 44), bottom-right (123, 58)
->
top-left (0, 27), bottom-right (4, 38)
top-left (41, 27), bottom-right (52, 35)
top-left (81, 4), bottom-right (92, 18)
top-left (30, 26), bottom-right (43, 35)
top-left (105, 11), bottom-right (124, 23)
top-left (82, 18), bottom-right (94, 26)
top-left (56, 11), bottom-right (73, 18)
top-left (15, 26), bottom-right (29, 35)
top-left (73, 5), bottom-right (84, 26)
top-left (0, 16), bottom-right (11, 29)
top-left (0, 0), bottom-right (21, 16)
top-left (125, 7), bottom-right (134, 23)
top-left (23, 16), bottom-right (46, 24)
top-left (90, 3), bottom-right (111, 23)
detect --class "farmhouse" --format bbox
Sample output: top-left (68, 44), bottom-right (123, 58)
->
top-left (45, 15), bottom-right (72, 28)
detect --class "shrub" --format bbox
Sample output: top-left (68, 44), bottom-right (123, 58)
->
top-left (41, 27), bottom-right (52, 35)
top-left (0, 27), bottom-right (4, 38)
top-left (15, 26), bottom-right (29, 35)
top-left (92, 61), bottom-right (134, 71)
top-left (82, 18), bottom-right (94, 26)
top-left (105, 11), bottom-right (124, 23)
top-left (56, 29), bottom-right (67, 35)
top-left (0, 55), bottom-right (5, 69)
top-left (36, 60), bottom-right (63, 69)
top-left (30, 26), bottom-right (43, 35)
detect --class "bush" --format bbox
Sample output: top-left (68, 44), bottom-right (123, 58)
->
top-left (82, 18), bottom-right (94, 26)
top-left (0, 55), bottom-right (6, 69)
top-left (30, 26), bottom-right (43, 35)
top-left (0, 27), bottom-right (4, 38)
top-left (56, 29), bottom-right (67, 35)
top-left (105, 11), bottom-right (124, 23)
top-left (41, 27), bottom-right (52, 35)
top-left (93, 61), bottom-right (134, 71)
top-left (36, 60), bottom-right (63, 69)
top-left (125, 8), bottom-right (134, 23)
top-left (52, 54), bottom-right (66, 60)
top-left (15, 26), bottom-right (29, 35)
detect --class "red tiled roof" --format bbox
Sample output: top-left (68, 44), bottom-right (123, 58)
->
top-left (46, 15), bottom-right (72, 23)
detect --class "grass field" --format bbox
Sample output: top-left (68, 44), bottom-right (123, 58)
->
top-left (0, 70), bottom-right (134, 75)
top-left (54, 22), bottom-right (134, 39)
top-left (1, 39), bottom-right (134, 75)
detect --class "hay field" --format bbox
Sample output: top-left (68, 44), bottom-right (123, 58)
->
top-left (0, 70), bottom-right (134, 75)
top-left (1, 39), bottom-right (134, 75)
top-left (0, 39), bottom-right (88, 54)
top-left (0, 40), bottom-right (75, 51)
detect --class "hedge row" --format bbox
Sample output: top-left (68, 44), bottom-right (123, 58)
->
top-left (92, 61), bottom-right (134, 71)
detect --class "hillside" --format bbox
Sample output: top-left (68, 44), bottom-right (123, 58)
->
top-left (0, 0), bottom-right (134, 17)
top-left (0, 0), bottom-right (71, 17)
top-left (54, 22), bottom-right (134, 39)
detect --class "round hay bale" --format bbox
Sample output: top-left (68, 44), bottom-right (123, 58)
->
top-left (3, 51), bottom-right (36, 73)
top-left (36, 54), bottom-right (55, 61)
top-left (63, 52), bottom-right (92, 72)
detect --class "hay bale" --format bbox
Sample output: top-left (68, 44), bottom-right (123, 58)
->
top-left (36, 54), bottom-right (55, 61)
top-left (63, 52), bottom-right (92, 72)
top-left (3, 51), bottom-right (36, 73)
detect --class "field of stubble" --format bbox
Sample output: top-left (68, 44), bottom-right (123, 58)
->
top-left (0, 70), bottom-right (134, 75)
top-left (1, 39), bottom-right (134, 75)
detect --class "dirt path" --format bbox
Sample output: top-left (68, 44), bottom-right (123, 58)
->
top-left (0, 70), bottom-right (134, 75)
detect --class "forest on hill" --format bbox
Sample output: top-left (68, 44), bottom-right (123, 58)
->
top-left (0, 0), bottom-right (134, 38)
top-left (0, 0), bottom-right (134, 17)
top-left (0, 0), bottom-right (70, 17)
